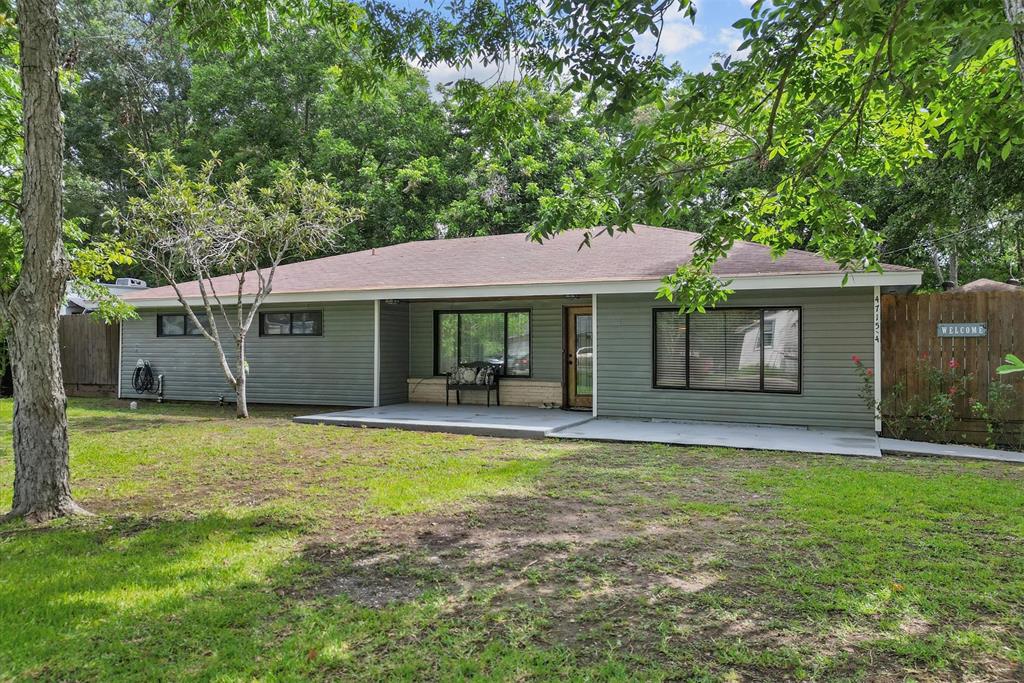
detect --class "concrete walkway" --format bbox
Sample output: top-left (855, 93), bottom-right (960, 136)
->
top-left (549, 418), bottom-right (881, 457)
top-left (879, 438), bottom-right (1024, 464)
top-left (294, 404), bottom-right (593, 439)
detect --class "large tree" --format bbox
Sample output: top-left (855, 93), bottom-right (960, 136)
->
top-left (0, 0), bottom-right (86, 522)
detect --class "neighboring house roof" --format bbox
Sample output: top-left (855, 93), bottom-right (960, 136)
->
top-left (948, 278), bottom-right (1022, 293)
top-left (63, 278), bottom-right (149, 314)
top-left (123, 225), bottom-right (920, 305)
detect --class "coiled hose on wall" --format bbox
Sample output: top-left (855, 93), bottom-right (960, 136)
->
top-left (132, 360), bottom-right (155, 394)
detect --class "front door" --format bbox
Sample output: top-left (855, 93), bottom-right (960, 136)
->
top-left (566, 306), bottom-right (593, 409)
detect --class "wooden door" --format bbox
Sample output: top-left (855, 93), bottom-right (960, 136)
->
top-left (566, 306), bottom-right (593, 409)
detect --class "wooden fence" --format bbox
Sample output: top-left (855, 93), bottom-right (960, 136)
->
top-left (881, 291), bottom-right (1024, 446)
top-left (59, 315), bottom-right (120, 397)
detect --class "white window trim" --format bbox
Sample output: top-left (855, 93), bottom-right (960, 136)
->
top-left (591, 293), bottom-right (598, 417)
top-left (873, 286), bottom-right (882, 433)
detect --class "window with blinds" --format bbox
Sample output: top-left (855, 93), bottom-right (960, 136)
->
top-left (654, 311), bottom-right (688, 388)
top-left (653, 307), bottom-right (801, 393)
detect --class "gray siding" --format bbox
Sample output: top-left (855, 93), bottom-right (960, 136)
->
top-left (408, 297), bottom-right (575, 381)
top-left (120, 301), bottom-right (375, 406)
top-left (596, 289), bottom-right (874, 429)
top-left (378, 302), bottom-right (410, 405)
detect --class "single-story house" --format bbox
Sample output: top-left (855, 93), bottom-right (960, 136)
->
top-left (118, 225), bottom-right (921, 432)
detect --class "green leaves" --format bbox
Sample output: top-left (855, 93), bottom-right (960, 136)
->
top-left (657, 264), bottom-right (733, 314)
top-left (996, 354), bottom-right (1024, 375)
top-left (366, 0), bottom-right (1024, 309)
top-left (109, 150), bottom-right (361, 289)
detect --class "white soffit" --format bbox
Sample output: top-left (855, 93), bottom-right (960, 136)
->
top-left (127, 270), bottom-right (923, 308)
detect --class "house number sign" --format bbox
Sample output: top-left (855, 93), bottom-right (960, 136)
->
top-left (937, 323), bottom-right (987, 338)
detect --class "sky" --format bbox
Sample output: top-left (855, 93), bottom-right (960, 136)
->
top-left (414, 0), bottom-right (757, 90)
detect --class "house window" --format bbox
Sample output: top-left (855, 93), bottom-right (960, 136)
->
top-left (435, 310), bottom-right (531, 376)
top-left (259, 311), bottom-right (323, 336)
top-left (653, 307), bottom-right (800, 393)
top-left (157, 312), bottom-right (209, 337)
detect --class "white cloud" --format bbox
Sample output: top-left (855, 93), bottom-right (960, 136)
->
top-left (698, 26), bottom-right (749, 72)
top-left (716, 26), bottom-right (746, 57)
top-left (636, 6), bottom-right (706, 62)
top-left (416, 56), bottom-right (521, 98)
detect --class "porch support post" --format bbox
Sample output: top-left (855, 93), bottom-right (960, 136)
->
top-left (373, 299), bottom-right (381, 407)
top-left (116, 321), bottom-right (123, 399)
top-left (591, 293), bottom-right (598, 418)
top-left (873, 286), bottom-right (882, 433)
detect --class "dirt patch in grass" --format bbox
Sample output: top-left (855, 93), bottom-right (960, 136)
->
top-left (302, 446), bottom-right (1024, 681)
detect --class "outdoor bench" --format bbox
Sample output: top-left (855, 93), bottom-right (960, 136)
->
top-left (445, 361), bottom-right (501, 406)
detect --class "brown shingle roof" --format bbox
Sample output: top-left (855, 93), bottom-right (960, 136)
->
top-left (948, 278), bottom-right (1021, 293)
top-left (123, 225), bottom-right (917, 300)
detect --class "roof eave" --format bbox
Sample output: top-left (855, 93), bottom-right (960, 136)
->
top-left (124, 269), bottom-right (922, 309)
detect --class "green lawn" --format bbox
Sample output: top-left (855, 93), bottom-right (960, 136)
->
top-left (1, 399), bottom-right (1022, 681)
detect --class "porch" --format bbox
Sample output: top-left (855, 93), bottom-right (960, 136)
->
top-left (380, 296), bottom-right (594, 411)
top-left (294, 403), bottom-right (592, 439)
top-left (294, 404), bottom-right (883, 457)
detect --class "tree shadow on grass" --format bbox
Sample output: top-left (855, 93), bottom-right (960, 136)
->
top-left (0, 510), bottom-right (322, 681)
top-left (63, 401), bottom-right (347, 435)
top-left (67, 415), bottom-right (225, 434)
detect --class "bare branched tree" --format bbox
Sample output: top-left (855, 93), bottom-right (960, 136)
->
top-left (110, 150), bottom-right (361, 417)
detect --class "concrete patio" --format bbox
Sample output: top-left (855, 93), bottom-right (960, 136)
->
top-left (294, 404), bottom-right (882, 456)
top-left (295, 404), bottom-right (1024, 462)
top-left (294, 404), bottom-right (593, 439)
top-left (548, 417), bottom-right (882, 457)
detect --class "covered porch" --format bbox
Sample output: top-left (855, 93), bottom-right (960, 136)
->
top-left (377, 295), bottom-right (595, 411)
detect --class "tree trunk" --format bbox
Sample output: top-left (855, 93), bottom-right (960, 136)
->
top-left (235, 334), bottom-right (248, 418)
top-left (1005, 0), bottom-right (1024, 84)
top-left (4, 0), bottom-right (88, 522)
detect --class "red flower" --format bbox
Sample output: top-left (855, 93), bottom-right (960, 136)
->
top-left (866, 368), bottom-right (874, 377)
top-left (948, 386), bottom-right (957, 396)
top-left (948, 358), bottom-right (959, 369)
top-left (921, 351), bottom-right (929, 359)
top-left (851, 354), bottom-right (861, 364)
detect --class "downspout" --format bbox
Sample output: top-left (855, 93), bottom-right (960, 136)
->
top-left (873, 286), bottom-right (882, 434)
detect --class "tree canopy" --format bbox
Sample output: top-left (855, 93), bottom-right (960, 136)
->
top-left (62, 2), bottom-right (614, 281)
top-left (369, 0), bottom-right (1024, 306)
top-left (56, 0), bottom-right (1024, 297)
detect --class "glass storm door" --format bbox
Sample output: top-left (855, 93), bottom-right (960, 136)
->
top-left (566, 307), bottom-right (593, 409)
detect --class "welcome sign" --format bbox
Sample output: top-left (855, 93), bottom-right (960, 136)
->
top-left (937, 322), bottom-right (988, 338)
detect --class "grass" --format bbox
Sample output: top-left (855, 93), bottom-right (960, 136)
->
top-left (1, 398), bottom-right (1022, 681)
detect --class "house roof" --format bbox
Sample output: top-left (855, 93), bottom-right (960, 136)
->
top-left (948, 278), bottom-right (1022, 293)
top-left (123, 225), bottom-right (919, 303)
